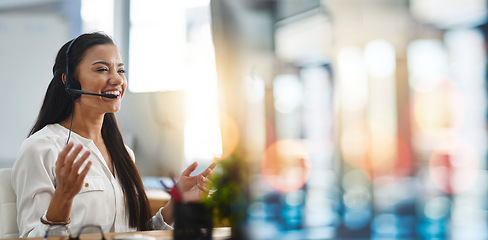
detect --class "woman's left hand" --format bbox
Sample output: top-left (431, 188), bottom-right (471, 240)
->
top-left (178, 161), bottom-right (216, 202)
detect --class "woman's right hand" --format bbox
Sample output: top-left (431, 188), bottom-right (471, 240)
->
top-left (55, 142), bottom-right (92, 200)
top-left (45, 142), bottom-right (92, 222)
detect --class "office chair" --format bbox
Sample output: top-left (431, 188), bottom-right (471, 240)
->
top-left (0, 168), bottom-right (19, 238)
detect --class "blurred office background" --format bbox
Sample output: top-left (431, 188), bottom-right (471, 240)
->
top-left (1, 0), bottom-right (487, 239)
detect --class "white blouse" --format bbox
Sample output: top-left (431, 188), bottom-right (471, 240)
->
top-left (11, 124), bottom-right (171, 238)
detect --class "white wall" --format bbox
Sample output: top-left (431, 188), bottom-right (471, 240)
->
top-left (117, 91), bottom-right (186, 177)
top-left (0, 13), bottom-right (69, 167)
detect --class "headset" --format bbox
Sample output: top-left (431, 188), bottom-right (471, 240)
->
top-left (64, 36), bottom-right (117, 99)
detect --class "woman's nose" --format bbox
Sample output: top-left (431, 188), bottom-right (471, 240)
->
top-left (109, 70), bottom-right (124, 85)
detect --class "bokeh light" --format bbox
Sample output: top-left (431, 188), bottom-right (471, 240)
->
top-left (407, 39), bottom-right (448, 93)
top-left (337, 46), bottom-right (368, 113)
top-left (412, 80), bottom-right (465, 132)
top-left (218, 112), bottom-right (240, 160)
top-left (364, 40), bottom-right (396, 79)
top-left (344, 208), bottom-right (371, 230)
top-left (261, 139), bottom-right (312, 193)
top-left (394, 138), bottom-right (413, 179)
top-left (424, 196), bottom-right (451, 220)
top-left (273, 74), bottom-right (303, 114)
top-left (428, 140), bottom-right (480, 194)
top-left (340, 120), bottom-right (369, 170)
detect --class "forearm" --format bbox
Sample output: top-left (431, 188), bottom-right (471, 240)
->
top-left (161, 199), bottom-right (174, 225)
top-left (147, 200), bottom-right (174, 230)
top-left (45, 190), bottom-right (73, 222)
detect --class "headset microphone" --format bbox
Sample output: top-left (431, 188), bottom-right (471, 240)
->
top-left (67, 89), bottom-right (118, 98)
top-left (64, 36), bottom-right (117, 99)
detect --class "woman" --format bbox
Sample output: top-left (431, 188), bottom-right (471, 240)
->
top-left (11, 32), bottom-right (214, 237)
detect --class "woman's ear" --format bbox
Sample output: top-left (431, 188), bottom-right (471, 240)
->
top-left (62, 73), bottom-right (66, 84)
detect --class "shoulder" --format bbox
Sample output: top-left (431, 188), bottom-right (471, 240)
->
top-left (20, 124), bottom-right (65, 153)
top-left (15, 125), bottom-right (65, 167)
top-left (12, 125), bottom-right (65, 183)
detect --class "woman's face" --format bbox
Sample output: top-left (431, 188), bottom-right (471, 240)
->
top-left (75, 44), bottom-right (127, 114)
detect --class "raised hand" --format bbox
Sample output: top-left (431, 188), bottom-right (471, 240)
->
top-left (178, 162), bottom-right (216, 202)
top-left (55, 142), bottom-right (92, 198)
top-left (46, 142), bottom-right (92, 222)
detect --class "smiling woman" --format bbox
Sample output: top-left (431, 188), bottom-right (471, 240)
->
top-left (11, 32), bottom-right (216, 238)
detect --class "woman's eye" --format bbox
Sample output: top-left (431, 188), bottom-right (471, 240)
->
top-left (118, 69), bottom-right (126, 74)
top-left (97, 68), bottom-right (108, 72)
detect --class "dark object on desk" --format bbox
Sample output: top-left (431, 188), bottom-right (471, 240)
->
top-left (173, 202), bottom-right (213, 240)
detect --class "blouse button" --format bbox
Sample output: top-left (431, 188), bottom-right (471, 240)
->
top-left (85, 183), bottom-right (89, 187)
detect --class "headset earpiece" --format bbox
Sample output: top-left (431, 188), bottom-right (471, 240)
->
top-left (65, 37), bottom-right (82, 99)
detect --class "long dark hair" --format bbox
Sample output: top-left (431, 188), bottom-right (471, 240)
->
top-left (30, 32), bottom-right (151, 230)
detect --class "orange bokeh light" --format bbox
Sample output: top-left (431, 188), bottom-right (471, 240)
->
top-left (261, 139), bottom-right (312, 193)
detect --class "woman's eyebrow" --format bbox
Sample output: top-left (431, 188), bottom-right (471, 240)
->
top-left (92, 61), bottom-right (124, 67)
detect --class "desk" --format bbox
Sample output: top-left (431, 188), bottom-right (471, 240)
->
top-left (102, 228), bottom-right (231, 240)
top-left (146, 189), bottom-right (171, 216)
top-left (3, 228), bottom-right (231, 240)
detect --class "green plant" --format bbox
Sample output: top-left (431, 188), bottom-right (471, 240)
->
top-left (203, 150), bottom-right (248, 233)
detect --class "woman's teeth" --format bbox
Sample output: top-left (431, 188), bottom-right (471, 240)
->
top-left (102, 91), bottom-right (120, 96)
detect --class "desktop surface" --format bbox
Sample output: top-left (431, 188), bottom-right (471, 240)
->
top-left (2, 228), bottom-right (231, 240)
